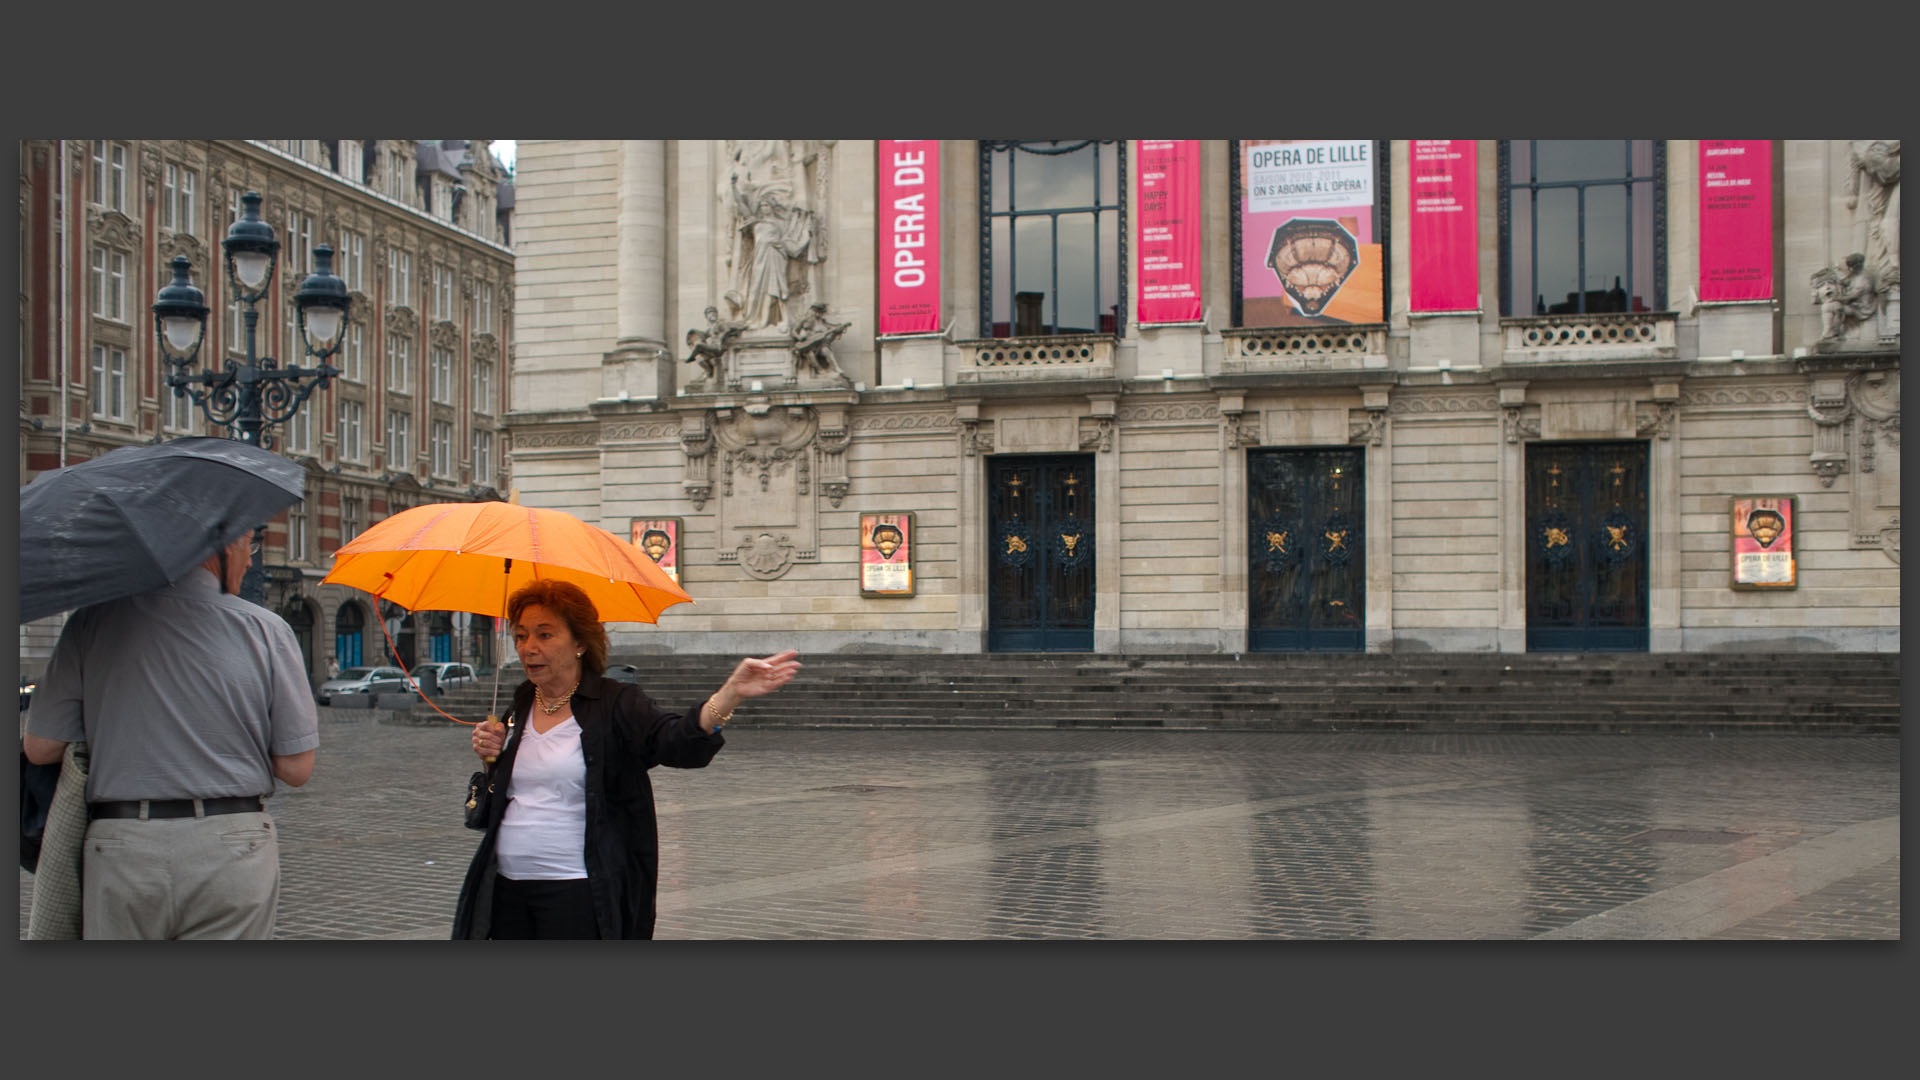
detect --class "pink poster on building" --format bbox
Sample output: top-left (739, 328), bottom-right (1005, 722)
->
top-left (1698, 140), bottom-right (1772, 302)
top-left (877, 140), bottom-right (941, 335)
top-left (1409, 140), bottom-right (1479, 312)
top-left (1136, 139), bottom-right (1203, 324)
top-left (1239, 139), bottom-right (1381, 326)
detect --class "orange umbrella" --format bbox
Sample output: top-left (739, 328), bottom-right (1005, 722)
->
top-left (324, 501), bottom-right (694, 739)
top-left (323, 500), bottom-right (692, 623)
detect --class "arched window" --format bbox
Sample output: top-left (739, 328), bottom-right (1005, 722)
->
top-left (282, 599), bottom-right (316, 680)
top-left (428, 612), bottom-right (453, 663)
top-left (468, 614), bottom-right (496, 671)
top-left (334, 601), bottom-right (366, 668)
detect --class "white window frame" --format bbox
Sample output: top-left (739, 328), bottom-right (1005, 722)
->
top-left (338, 229), bottom-right (365, 292)
top-left (430, 345), bottom-right (454, 403)
top-left (90, 245), bottom-right (126, 322)
top-left (163, 379), bottom-right (199, 433)
top-left (431, 419), bottom-right (454, 477)
top-left (163, 164), bottom-right (197, 235)
top-left (387, 409), bottom-right (411, 465)
top-left (341, 321), bottom-right (365, 382)
top-left (472, 429), bottom-right (493, 483)
top-left (341, 494), bottom-right (363, 545)
top-left (92, 141), bottom-right (126, 211)
top-left (340, 140), bottom-right (364, 184)
top-left (226, 292), bottom-right (246, 355)
top-left (386, 332), bottom-right (412, 392)
top-left (389, 249), bottom-right (412, 309)
top-left (285, 209), bottom-right (314, 278)
top-left (338, 399), bottom-right (365, 462)
top-left (287, 502), bottom-right (309, 563)
top-left (285, 400), bottom-right (312, 454)
top-left (471, 356), bottom-right (494, 415)
top-left (90, 344), bottom-right (127, 419)
top-left (476, 281), bottom-right (494, 333)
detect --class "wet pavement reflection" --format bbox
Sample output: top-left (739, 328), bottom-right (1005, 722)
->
top-left (19, 726), bottom-right (1900, 940)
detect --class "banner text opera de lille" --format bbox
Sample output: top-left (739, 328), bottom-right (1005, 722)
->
top-left (877, 140), bottom-right (941, 336)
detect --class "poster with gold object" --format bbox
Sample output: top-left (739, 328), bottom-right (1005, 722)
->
top-left (1730, 496), bottom-right (1794, 589)
top-left (860, 512), bottom-right (914, 597)
top-left (630, 518), bottom-right (682, 584)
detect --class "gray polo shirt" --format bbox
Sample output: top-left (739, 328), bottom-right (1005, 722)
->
top-left (27, 567), bottom-right (320, 802)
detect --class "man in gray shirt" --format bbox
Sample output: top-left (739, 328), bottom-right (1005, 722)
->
top-left (24, 530), bottom-right (319, 939)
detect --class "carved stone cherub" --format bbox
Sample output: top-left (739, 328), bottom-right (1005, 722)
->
top-left (1813, 253), bottom-right (1878, 343)
top-left (789, 302), bottom-right (850, 381)
top-left (684, 305), bottom-right (744, 384)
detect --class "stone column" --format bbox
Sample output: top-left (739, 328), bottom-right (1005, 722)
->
top-left (1217, 393), bottom-right (1252, 652)
top-left (1645, 381), bottom-right (1682, 650)
top-left (603, 140), bottom-right (672, 400)
top-left (1358, 386), bottom-right (1393, 652)
top-left (1496, 383), bottom-right (1529, 652)
top-left (618, 139), bottom-right (667, 346)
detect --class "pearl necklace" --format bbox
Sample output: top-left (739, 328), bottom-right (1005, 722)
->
top-left (534, 678), bottom-right (579, 716)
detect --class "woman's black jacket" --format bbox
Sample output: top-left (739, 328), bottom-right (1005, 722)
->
top-left (452, 670), bottom-right (723, 939)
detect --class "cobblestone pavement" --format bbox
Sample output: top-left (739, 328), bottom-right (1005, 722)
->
top-left (19, 718), bottom-right (1901, 940)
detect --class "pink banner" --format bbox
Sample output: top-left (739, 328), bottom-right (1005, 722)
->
top-left (877, 140), bottom-right (941, 335)
top-left (1136, 139), bottom-right (1202, 324)
top-left (1698, 140), bottom-right (1772, 302)
top-left (1409, 140), bottom-right (1479, 312)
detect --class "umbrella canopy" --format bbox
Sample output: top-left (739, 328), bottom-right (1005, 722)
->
top-left (19, 437), bottom-right (306, 623)
top-left (322, 501), bottom-right (693, 623)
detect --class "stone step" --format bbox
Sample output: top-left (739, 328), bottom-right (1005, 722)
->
top-left (402, 652), bottom-right (1899, 734)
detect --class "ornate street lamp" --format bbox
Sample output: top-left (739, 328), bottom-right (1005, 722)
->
top-left (153, 189), bottom-right (351, 602)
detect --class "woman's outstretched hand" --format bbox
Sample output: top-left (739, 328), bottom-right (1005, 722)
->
top-left (725, 650), bottom-right (802, 700)
top-left (701, 650), bottom-right (802, 732)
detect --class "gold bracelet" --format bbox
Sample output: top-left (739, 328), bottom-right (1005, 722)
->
top-left (709, 702), bottom-right (734, 729)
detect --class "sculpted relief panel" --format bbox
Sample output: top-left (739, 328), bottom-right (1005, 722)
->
top-left (1811, 140), bottom-right (1900, 348)
top-left (680, 141), bottom-right (853, 393)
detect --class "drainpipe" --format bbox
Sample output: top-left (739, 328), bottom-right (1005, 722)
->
top-left (57, 139), bottom-right (70, 467)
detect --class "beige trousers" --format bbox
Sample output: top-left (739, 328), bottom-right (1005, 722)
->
top-left (81, 811), bottom-right (281, 940)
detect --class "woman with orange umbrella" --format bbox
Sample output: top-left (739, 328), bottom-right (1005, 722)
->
top-left (452, 579), bottom-right (799, 940)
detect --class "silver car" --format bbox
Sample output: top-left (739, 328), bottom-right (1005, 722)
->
top-left (317, 665), bottom-right (410, 705)
top-left (409, 661), bottom-right (477, 694)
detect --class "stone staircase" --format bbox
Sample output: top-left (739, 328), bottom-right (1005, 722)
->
top-left (408, 652), bottom-right (1902, 735)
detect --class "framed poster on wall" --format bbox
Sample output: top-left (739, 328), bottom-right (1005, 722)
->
top-left (630, 518), bottom-right (682, 584)
top-left (1730, 496), bottom-right (1795, 589)
top-left (860, 511), bottom-right (914, 597)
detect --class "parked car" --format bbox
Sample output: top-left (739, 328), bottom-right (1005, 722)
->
top-left (410, 661), bottom-right (478, 694)
top-left (316, 665), bottom-right (410, 705)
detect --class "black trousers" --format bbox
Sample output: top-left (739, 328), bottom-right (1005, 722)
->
top-left (489, 875), bottom-right (600, 939)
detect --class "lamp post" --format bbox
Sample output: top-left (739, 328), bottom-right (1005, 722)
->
top-left (153, 190), bottom-right (350, 604)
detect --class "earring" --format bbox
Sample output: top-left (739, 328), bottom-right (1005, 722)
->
top-left (576, 652), bottom-right (583, 657)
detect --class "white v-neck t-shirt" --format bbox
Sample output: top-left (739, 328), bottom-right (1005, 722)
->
top-left (495, 716), bottom-right (589, 880)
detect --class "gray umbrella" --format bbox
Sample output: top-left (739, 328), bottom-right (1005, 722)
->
top-left (19, 437), bottom-right (305, 623)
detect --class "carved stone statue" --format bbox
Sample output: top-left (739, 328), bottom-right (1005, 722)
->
top-left (1846, 140), bottom-right (1899, 294)
top-left (684, 305), bottom-right (744, 384)
top-left (1813, 253), bottom-right (1878, 343)
top-left (790, 302), bottom-right (850, 381)
top-left (720, 140), bottom-right (828, 330)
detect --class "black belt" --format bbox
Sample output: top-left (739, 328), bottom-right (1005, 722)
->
top-left (88, 796), bottom-right (266, 820)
